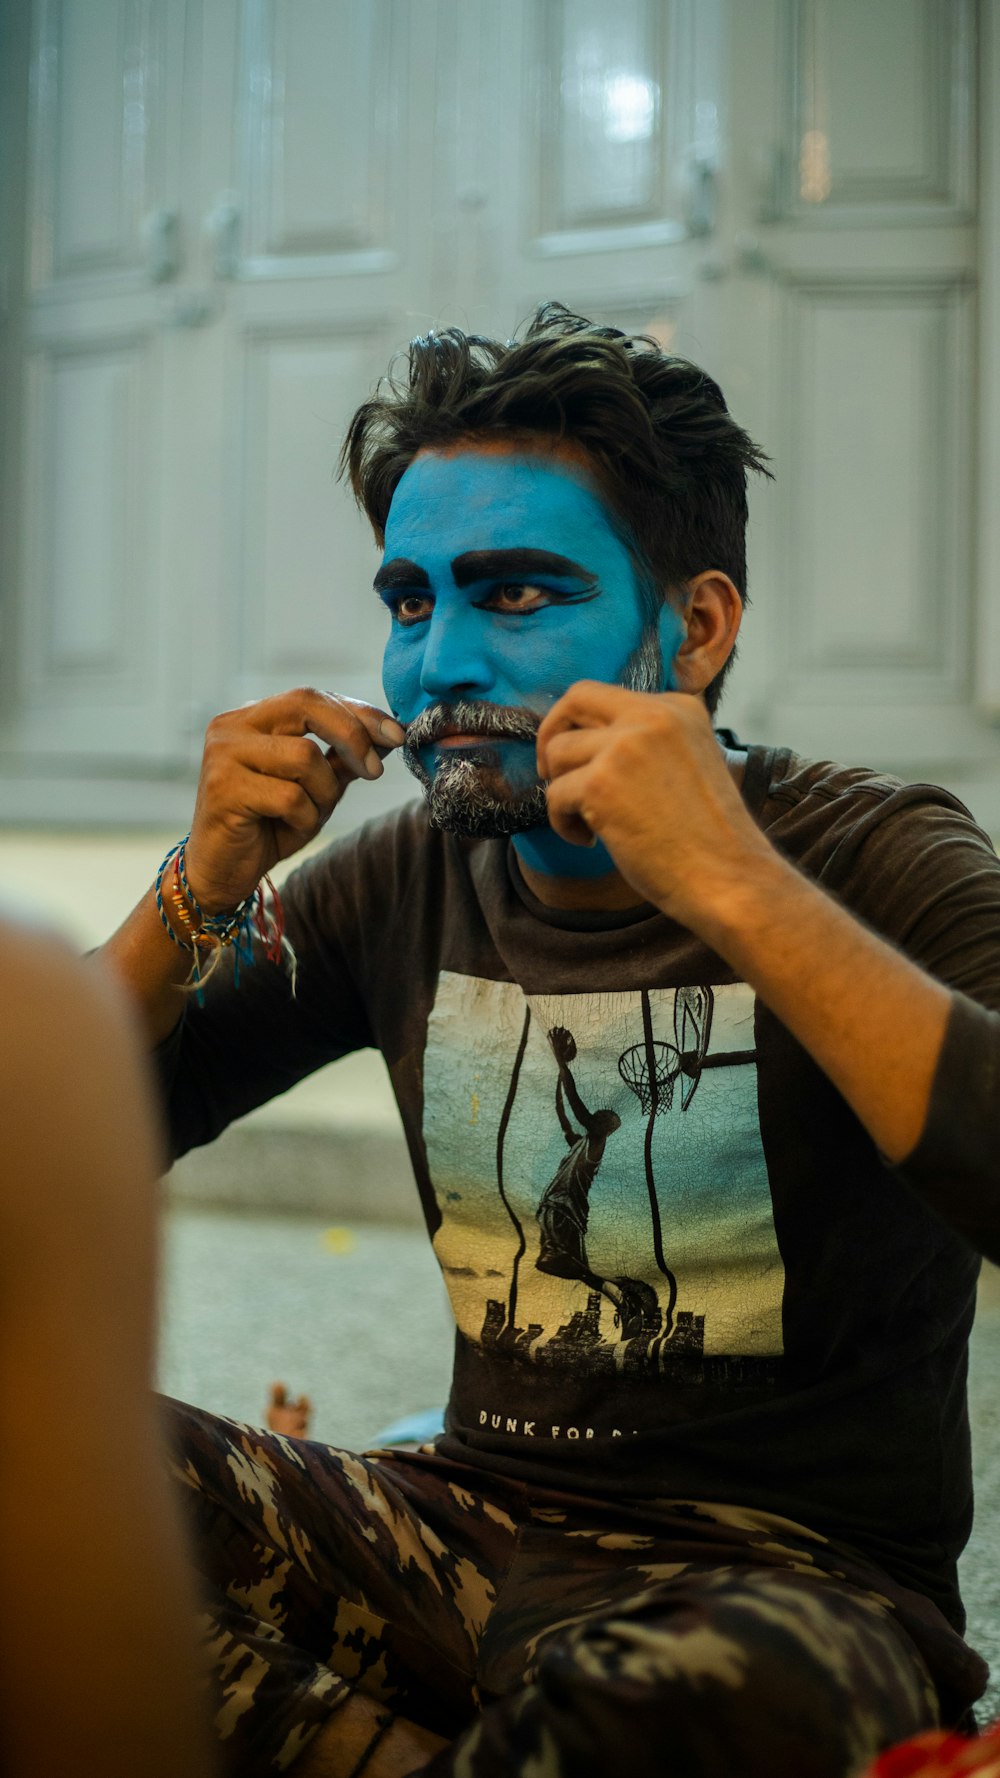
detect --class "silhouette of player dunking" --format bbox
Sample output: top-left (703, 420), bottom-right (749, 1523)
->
top-left (535, 1026), bottom-right (661, 1340)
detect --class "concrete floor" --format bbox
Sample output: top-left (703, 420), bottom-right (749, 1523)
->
top-left (158, 1206), bottom-right (1000, 1725)
top-left (157, 1206), bottom-right (455, 1448)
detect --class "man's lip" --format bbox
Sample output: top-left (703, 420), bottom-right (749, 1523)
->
top-left (412, 723), bottom-right (536, 746)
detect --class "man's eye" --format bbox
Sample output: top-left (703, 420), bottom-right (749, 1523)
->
top-left (489, 582), bottom-right (549, 612)
top-left (392, 594), bottom-right (433, 624)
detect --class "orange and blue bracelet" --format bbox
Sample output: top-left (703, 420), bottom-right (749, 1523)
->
top-left (154, 835), bottom-right (292, 1002)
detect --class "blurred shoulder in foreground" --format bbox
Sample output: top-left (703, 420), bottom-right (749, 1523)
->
top-left (0, 914), bottom-right (217, 1778)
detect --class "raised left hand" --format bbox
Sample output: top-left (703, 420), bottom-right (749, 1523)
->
top-left (537, 682), bottom-right (776, 932)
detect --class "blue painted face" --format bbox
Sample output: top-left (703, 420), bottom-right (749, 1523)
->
top-left (377, 448), bottom-right (685, 876)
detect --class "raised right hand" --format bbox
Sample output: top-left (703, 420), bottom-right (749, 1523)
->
top-left (183, 687), bottom-right (405, 911)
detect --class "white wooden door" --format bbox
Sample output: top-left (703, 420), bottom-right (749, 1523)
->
top-left (719, 0), bottom-right (986, 792)
top-left (8, 0), bottom-right (190, 769)
top-left (3, 0), bottom-right (999, 826)
top-left (2, 0), bottom-right (446, 818)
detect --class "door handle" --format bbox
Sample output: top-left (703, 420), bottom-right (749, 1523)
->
top-left (687, 161), bottom-right (717, 238)
top-left (204, 195), bottom-right (242, 280)
top-left (142, 208), bottom-right (181, 282)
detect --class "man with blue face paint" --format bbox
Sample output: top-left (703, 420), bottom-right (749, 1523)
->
top-left (378, 447), bottom-right (682, 864)
top-left (99, 306), bottom-right (1000, 1778)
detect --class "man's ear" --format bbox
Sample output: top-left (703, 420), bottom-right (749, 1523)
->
top-left (663, 571), bottom-right (743, 695)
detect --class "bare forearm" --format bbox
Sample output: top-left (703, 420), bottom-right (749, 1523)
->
top-left (96, 887), bottom-right (192, 1048)
top-left (695, 852), bottom-right (951, 1164)
top-left (94, 688), bottom-right (403, 1050)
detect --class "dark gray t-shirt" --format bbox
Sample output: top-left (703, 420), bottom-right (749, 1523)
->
top-left (159, 745), bottom-right (1000, 1639)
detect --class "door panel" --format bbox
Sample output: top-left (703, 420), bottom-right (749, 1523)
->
top-left (239, 0), bottom-right (407, 273)
top-left (234, 324), bottom-right (387, 697)
top-left (18, 328), bottom-right (176, 760)
top-left (780, 278), bottom-right (970, 688)
top-left (28, 0), bottom-right (178, 294)
top-left (539, 0), bottom-right (675, 236)
top-left (782, 0), bottom-right (975, 219)
top-left (39, 345), bottom-right (136, 671)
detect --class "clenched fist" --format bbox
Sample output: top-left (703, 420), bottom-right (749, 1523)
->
top-left (184, 687), bottom-right (405, 911)
top-left (537, 682), bottom-right (772, 935)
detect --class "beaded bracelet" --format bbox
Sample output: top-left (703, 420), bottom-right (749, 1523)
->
top-left (154, 835), bottom-right (296, 1004)
top-left (345, 1711), bottom-right (395, 1778)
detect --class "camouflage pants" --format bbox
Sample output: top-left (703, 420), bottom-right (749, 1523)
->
top-left (164, 1397), bottom-right (952, 1778)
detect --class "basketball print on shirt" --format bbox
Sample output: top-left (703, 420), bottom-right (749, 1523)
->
top-left (423, 973), bottom-right (784, 1378)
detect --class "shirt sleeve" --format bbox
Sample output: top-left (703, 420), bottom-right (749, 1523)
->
top-left (895, 993), bottom-right (1000, 1257)
top-left (817, 784), bottom-right (1000, 1259)
top-left (154, 827), bottom-right (376, 1162)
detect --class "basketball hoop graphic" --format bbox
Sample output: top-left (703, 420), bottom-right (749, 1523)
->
top-left (617, 1040), bottom-right (681, 1115)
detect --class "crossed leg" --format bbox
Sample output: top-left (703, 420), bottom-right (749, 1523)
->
top-left (163, 1399), bottom-right (946, 1778)
top-left (439, 1560), bottom-right (941, 1778)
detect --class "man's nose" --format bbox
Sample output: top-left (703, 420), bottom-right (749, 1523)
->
top-left (418, 598), bottom-right (495, 700)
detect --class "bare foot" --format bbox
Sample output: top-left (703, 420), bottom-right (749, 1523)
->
top-left (266, 1381), bottom-right (312, 1438)
top-left (296, 1691), bottom-right (449, 1777)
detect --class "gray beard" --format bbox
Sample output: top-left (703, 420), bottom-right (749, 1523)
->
top-left (418, 751), bottom-right (549, 838)
top-left (403, 624), bottom-right (664, 840)
top-left (618, 622), bottom-right (664, 697)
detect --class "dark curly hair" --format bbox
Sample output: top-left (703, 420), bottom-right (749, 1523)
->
top-left (339, 303), bottom-right (771, 714)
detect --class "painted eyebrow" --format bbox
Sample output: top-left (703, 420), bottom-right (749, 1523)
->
top-left (451, 549), bottom-right (597, 587)
top-left (373, 558), bottom-right (431, 593)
